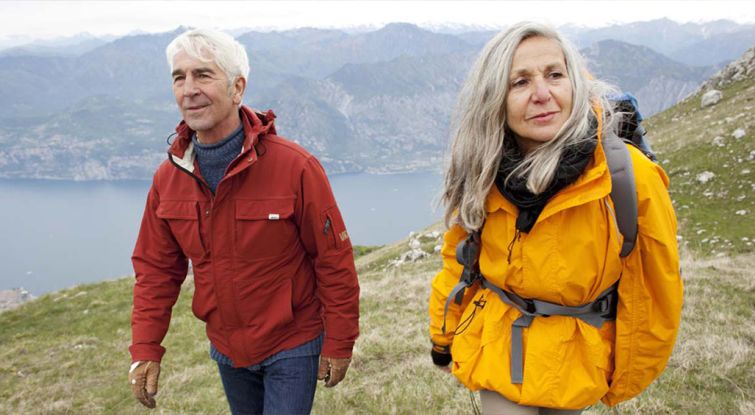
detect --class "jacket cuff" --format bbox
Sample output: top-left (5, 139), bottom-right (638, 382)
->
top-left (321, 337), bottom-right (355, 359)
top-left (431, 343), bottom-right (452, 366)
top-left (129, 343), bottom-right (166, 363)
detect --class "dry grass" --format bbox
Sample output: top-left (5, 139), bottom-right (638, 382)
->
top-left (314, 245), bottom-right (755, 415)
top-left (584, 250), bottom-right (755, 415)
top-left (0, 242), bottom-right (753, 414)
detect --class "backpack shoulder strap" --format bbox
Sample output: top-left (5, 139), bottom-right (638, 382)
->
top-left (602, 130), bottom-right (638, 257)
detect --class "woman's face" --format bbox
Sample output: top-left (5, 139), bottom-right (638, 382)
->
top-left (505, 36), bottom-right (573, 153)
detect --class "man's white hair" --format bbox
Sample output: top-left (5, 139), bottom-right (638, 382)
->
top-left (166, 28), bottom-right (250, 89)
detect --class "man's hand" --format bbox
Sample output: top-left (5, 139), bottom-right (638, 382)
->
top-left (128, 361), bottom-right (161, 408)
top-left (317, 356), bottom-right (351, 387)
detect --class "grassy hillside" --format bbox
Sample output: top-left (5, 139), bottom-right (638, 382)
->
top-left (1, 67), bottom-right (753, 415)
top-left (646, 78), bottom-right (754, 256)
top-left (2, 239), bottom-right (753, 414)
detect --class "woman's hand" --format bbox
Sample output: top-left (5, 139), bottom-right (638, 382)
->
top-left (431, 343), bottom-right (452, 373)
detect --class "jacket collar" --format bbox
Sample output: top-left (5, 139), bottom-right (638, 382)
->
top-left (168, 106), bottom-right (277, 173)
top-left (484, 119), bottom-right (612, 222)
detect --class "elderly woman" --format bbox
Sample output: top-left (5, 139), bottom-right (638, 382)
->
top-left (428, 22), bottom-right (683, 414)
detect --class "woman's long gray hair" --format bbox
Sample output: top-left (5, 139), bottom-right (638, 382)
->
top-left (442, 21), bottom-right (617, 232)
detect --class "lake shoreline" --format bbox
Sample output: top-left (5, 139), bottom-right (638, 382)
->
top-left (0, 166), bottom-right (445, 183)
top-left (0, 172), bottom-right (443, 296)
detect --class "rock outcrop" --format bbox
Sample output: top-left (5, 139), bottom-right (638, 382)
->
top-left (0, 288), bottom-right (35, 312)
top-left (698, 46), bottom-right (755, 92)
top-left (701, 90), bottom-right (723, 108)
top-left (389, 231), bottom-right (442, 267)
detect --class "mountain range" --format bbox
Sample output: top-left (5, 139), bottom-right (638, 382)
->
top-left (0, 19), bottom-right (752, 180)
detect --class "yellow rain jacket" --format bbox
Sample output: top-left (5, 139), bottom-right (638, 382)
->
top-left (429, 135), bottom-right (683, 409)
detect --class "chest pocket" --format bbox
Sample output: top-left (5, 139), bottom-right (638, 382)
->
top-left (235, 197), bottom-right (297, 261)
top-left (156, 200), bottom-right (206, 260)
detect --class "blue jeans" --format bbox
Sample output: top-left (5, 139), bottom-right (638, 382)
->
top-left (213, 335), bottom-right (322, 415)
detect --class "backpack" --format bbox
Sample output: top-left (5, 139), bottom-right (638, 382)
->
top-left (607, 92), bottom-right (657, 256)
top-left (614, 92), bottom-right (657, 162)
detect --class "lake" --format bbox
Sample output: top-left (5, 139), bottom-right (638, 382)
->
top-left (0, 172), bottom-right (443, 296)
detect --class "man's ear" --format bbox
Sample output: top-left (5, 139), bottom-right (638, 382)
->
top-left (233, 77), bottom-right (246, 105)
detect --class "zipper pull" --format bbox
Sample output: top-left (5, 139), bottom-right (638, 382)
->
top-left (323, 216), bottom-right (332, 235)
top-left (507, 229), bottom-right (521, 264)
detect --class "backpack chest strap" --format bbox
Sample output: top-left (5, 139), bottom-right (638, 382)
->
top-left (480, 279), bottom-right (618, 384)
top-left (443, 231), bottom-right (619, 385)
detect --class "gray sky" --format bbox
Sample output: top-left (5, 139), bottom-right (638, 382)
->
top-left (1, 0), bottom-right (753, 41)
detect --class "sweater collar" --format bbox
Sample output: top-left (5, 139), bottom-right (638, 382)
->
top-left (168, 106), bottom-right (277, 171)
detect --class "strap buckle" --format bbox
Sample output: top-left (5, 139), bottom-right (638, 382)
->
top-left (456, 234), bottom-right (481, 269)
top-left (592, 287), bottom-right (618, 319)
top-left (593, 296), bottom-right (609, 314)
top-left (522, 299), bottom-right (537, 315)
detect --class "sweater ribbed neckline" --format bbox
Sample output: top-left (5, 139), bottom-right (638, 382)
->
top-left (192, 125), bottom-right (245, 193)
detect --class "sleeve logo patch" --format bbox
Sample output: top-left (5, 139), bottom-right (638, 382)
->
top-left (339, 230), bottom-right (349, 241)
top-left (268, 213), bottom-right (280, 220)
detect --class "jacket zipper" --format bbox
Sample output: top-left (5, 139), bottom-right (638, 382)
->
top-left (168, 144), bottom-right (256, 253)
top-left (194, 202), bottom-right (210, 253)
top-left (215, 147), bottom-right (253, 195)
top-left (168, 155), bottom-right (214, 196)
top-left (323, 216), bottom-right (332, 235)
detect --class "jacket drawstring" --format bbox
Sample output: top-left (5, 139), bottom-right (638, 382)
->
top-left (507, 229), bottom-right (521, 264)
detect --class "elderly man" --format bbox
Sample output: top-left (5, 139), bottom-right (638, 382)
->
top-left (128, 28), bottom-right (360, 414)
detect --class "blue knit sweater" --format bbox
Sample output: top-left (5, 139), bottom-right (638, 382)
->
top-left (192, 125), bottom-right (245, 193)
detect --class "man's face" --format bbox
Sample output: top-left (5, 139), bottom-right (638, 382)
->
top-left (171, 50), bottom-right (246, 144)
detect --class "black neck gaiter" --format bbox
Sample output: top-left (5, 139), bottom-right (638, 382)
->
top-left (495, 131), bottom-right (597, 233)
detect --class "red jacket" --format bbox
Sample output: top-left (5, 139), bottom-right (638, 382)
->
top-left (130, 106), bottom-right (359, 367)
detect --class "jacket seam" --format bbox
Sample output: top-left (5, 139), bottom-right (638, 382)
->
top-left (603, 198), bottom-right (622, 248)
